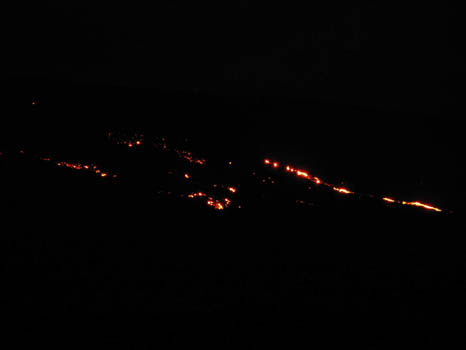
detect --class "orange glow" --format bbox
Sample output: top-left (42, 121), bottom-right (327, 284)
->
top-left (265, 158), bottom-right (445, 213)
top-left (184, 173), bottom-right (190, 179)
top-left (296, 170), bottom-right (310, 179)
top-left (128, 143), bottom-right (133, 148)
top-left (404, 201), bottom-right (442, 212)
top-left (136, 141), bottom-right (141, 145)
top-left (332, 187), bottom-right (353, 195)
top-left (40, 157), bottom-right (116, 180)
top-left (188, 192), bottom-right (207, 198)
top-left (227, 187), bottom-right (237, 193)
top-left (175, 150), bottom-right (206, 165)
top-left (187, 191), bottom-right (229, 211)
top-left (207, 199), bottom-right (224, 210)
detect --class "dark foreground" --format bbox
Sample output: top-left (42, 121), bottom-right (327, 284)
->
top-left (1, 80), bottom-right (464, 348)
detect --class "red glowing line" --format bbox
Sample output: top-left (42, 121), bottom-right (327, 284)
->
top-left (40, 157), bottom-right (116, 180)
top-left (333, 187), bottom-right (353, 195)
top-left (404, 201), bottom-right (442, 212)
top-left (264, 158), bottom-right (444, 213)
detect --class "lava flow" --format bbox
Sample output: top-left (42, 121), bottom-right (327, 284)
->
top-left (40, 157), bottom-right (117, 179)
top-left (264, 158), bottom-right (443, 213)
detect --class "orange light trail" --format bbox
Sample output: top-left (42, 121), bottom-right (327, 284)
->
top-left (176, 150), bottom-right (207, 165)
top-left (265, 158), bottom-right (444, 213)
top-left (187, 192), bottom-right (228, 210)
top-left (332, 187), bottom-right (353, 195)
top-left (402, 201), bottom-right (442, 212)
top-left (40, 157), bottom-right (116, 179)
top-left (187, 192), bottom-right (207, 198)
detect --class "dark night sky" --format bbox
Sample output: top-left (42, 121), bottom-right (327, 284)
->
top-left (3, 2), bottom-right (460, 114)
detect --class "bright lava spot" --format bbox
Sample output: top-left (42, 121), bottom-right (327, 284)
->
top-left (332, 187), bottom-right (353, 195)
top-left (264, 158), bottom-right (444, 213)
top-left (227, 187), bottom-right (237, 193)
top-left (184, 173), bottom-right (190, 179)
top-left (296, 170), bottom-right (310, 178)
top-left (39, 157), bottom-right (116, 180)
top-left (404, 201), bottom-right (442, 212)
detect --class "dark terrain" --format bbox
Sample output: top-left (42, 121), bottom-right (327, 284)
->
top-left (1, 78), bottom-right (464, 348)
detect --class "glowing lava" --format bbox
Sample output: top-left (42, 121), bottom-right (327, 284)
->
top-left (187, 192), bottom-right (229, 211)
top-left (41, 158), bottom-right (116, 179)
top-left (265, 158), bottom-right (444, 213)
top-left (332, 187), bottom-right (353, 195)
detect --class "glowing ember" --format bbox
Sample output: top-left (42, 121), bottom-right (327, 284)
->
top-left (207, 199), bottom-right (224, 210)
top-left (296, 170), bottom-right (310, 179)
top-left (332, 187), bottom-right (353, 195)
top-left (264, 158), bottom-right (444, 213)
top-left (227, 187), bottom-right (237, 193)
top-left (184, 173), bottom-right (190, 179)
top-left (187, 192), bottom-right (207, 198)
top-left (186, 191), bottom-right (231, 211)
top-left (404, 201), bottom-right (442, 212)
top-left (40, 157), bottom-right (116, 179)
top-left (176, 150), bottom-right (206, 165)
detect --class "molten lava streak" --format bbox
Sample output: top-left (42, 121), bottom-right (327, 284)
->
top-left (41, 158), bottom-right (116, 179)
top-left (332, 187), bottom-right (353, 195)
top-left (187, 192), bottom-right (229, 210)
top-left (264, 158), bottom-right (443, 213)
top-left (402, 201), bottom-right (442, 212)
